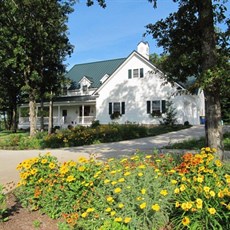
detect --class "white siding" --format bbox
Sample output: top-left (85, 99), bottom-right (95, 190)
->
top-left (96, 53), bottom-right (203, 125)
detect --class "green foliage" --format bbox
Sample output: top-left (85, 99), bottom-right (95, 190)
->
top-left (0, 0), bottom-right (75, 136)
top-left (0, 185), bottom-right (8, 222)
top-left (161, 100), bottom-right (177, 126)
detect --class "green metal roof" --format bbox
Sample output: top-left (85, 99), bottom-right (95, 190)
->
top-left (66, 58), bottom-right (126, 89)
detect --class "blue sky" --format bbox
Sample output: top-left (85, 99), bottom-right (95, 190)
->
top-left (65, 0), bottom-right (178, 69)
top-left (65, 0), bottom-right (228, 70)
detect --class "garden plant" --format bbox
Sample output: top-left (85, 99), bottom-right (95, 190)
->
top-left (0, 123), bottom-right (189, 150)
top-left (15, 148), bottom-right (230, 230)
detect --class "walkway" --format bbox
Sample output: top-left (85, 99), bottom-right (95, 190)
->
top-left (0, 125), bottom-right (207, 191)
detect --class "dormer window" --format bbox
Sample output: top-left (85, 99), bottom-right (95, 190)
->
top-left (82, 85), bottom-right (88, 92)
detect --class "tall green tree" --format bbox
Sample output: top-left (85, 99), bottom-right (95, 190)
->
top-left (146, 0), bottom-right (229, 159)
top-left (0, 0), bottom-right (74, 136)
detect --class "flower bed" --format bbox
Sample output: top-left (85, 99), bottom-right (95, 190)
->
top-left (14, 148), bottom-right (230, 229)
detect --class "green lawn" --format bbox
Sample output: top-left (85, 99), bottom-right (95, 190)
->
top-left (164, 132), bottom-right (230, 151)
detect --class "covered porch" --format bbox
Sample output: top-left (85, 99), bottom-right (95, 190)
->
top-left (18, 95), bottom-right (97, 130)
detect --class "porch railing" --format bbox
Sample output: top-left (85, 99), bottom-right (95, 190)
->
top-left (18, 116), bottom-right (96, 128)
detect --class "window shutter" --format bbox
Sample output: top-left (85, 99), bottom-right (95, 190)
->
top-left (140, 68), bottom-right (144, 78)
top-left (147, 101), bottom-right (151, 114)
top-left (162, 100), bottom-right (166, 113)
top-left (128, 69), bottom-right (132, 79)
top-left (121, 102), bottom-right (125, 114)
top-left (109, 102), bottom-right (112, 115)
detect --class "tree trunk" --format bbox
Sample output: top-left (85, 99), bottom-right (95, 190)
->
top-left (205, 91), bottom-right (224, 159)
top-left (48, 98), bottom-right (53, 135)
top-left (198, 0), bottom-right (224, 159)
top-left (40, 97), bottom-right (44, 131)
top-left (29, 99), bottom-right (37, 136)
top-left (12, 107), bottom-right (17, 133)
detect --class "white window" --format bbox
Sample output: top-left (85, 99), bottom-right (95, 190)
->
top-left (147, 100), bottom-right (166, 114)
top-left (109, 102), bottom-right (125, 115)
top-left (128, 68), bottom-right (144, 79)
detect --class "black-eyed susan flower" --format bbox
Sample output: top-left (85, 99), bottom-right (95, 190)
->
top-left (182, 216), bottom-right (190, 226)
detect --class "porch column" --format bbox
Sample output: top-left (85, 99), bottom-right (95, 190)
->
top-left (82, 104), bottom-right (84, 125)
top-left (58, 105), bottom-right (61, 126)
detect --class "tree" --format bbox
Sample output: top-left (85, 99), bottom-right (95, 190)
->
top-left (161, 99), bottom-right (178, 126)
top-left (146, 0), bottom-right (229, 159)
top-left (0, 0), bottom-right (74, 136)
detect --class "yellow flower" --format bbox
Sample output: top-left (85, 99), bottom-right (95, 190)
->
top-left (69, 161), bottom-right (76, 167)
top-left (174, 188), bottom-right (180, 194)
top-left (203, 186), bottom-right (210, 193)
top-left (138, 172), bottom-right (143, 177)
top-left (111, 181), bottom-right (117, 186)
top-left (110, 170), bottom-right (117, 175)
top-left (160, 190), bottom-right (168, 196)
top-left (118, 203), bottom-right (124, 208)
top-left (49, 162), bottom-right (55, 169)
top-left (120, 158), bottom-right (128, 163)
top-left (208, 207), bottom-right (216, 215)
top-left (138, 164), bottom-right (146, 169)
top-left (110, 211), bottom-right (116, 216)
top-left (197, 176), bottom-right (204, 183)
top-left (218, 191), bottom-right (224, 198)
top-left (205, 147), bottom-right (211, 152)
top-left (140, 202), bottom-right (146, 209)
top-left (106, 196), bottom-right (114, 203)
top-left (118, 178), bottom-right (125, 183)
top-left (215, 160), bottom-right (222, 167)
top-left (181, 201), bottom-right (193, 211)
top-left (171, 180), bottom-right (177, 185)
top-left (86, 208), bottom-right (95, 213)
top-left (209, 190), bottom-right (215, 197)
top-left (30, 168), bottom-right (38, 175)
top-left (104, 179), bottom-right (110, 184)
top-left (78, 157), bottom-right (88, 163)
top-left (180, 184), bottom-right (186, 192)
top-left (124, 171), bottom-right (131, 176)
top-left (41, 159), bottom-right (48, 164)
top-left (114, 187), bottom-right (122, 193)
top-left (141, 188), bottom-right (146, 195)
top-left (182, 216), bottom-right (190, 226)
top-left (114, 217), bottom-right (122, 222)
top-left (145, 155), bottom-right (152, 159)
top-left (81, 212), bottom-right (88, 218)
top-left (124, 217), bottom-right (132, 223)
top-left (152, 203), bottom-right (160, 211)
top-left (78, 165), bottom-right (86, 172)
top-left (175, 202), bottom-right (180, 208)
top-left (66, 175), bottom-right (75, 182)
top-left (105, 207), bottom-right (111, 212)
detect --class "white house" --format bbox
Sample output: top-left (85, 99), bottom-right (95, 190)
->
top-left (18, 42), bottom-right (205, 129)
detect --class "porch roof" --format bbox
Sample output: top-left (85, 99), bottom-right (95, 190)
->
top-left (54, 95), bottom-right (97, 103)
